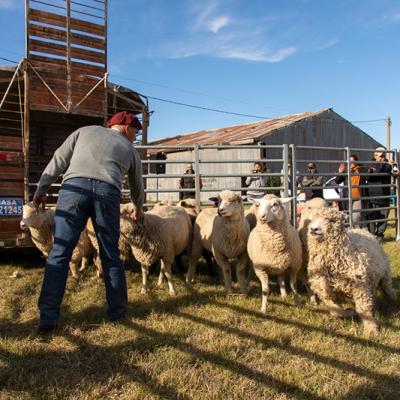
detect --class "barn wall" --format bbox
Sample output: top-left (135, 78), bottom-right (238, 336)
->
top-left (146, 147), bottom-right (262, 202)
top-left (260, 110), bottom-right (381, 173)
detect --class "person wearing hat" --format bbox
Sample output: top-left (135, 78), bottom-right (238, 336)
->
top-left (301, 162), bottom-right (323, 200)
top-left (32, 111), bottom-right (144, 335)
top-left (367, 147), bottom-right (393, 240)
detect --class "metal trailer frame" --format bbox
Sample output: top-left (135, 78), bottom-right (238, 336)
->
top-left (0, 0), bottom-right (149, 249)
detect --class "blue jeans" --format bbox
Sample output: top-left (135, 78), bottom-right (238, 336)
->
top-left (38, 178), bottom-right (127, 325)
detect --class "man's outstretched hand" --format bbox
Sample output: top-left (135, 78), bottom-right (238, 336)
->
top-left (32, 193), bottom-right (47, 210)
top-left (131, 209), bottom-right (144, 222)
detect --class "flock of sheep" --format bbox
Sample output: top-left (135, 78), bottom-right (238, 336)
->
top-left (20, 190), bottom-right (397, 337)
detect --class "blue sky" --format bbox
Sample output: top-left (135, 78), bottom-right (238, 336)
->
top-left (0, 0), bottom-right (399, 148)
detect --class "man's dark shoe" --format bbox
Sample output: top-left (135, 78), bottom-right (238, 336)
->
top-left (37, 323), bottom-right (57, 336)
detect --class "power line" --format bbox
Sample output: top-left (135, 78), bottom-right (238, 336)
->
top-left (0, 52), bottom-right (390, 125)
top-left (146, 95), bottom-right (273, 120)
top-left (109, 72), bottom-right (291, 112)
top-left (0, 56), bottom-right (19, 64)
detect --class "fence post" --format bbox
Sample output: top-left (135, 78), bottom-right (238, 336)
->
top-left (346, 147), bottom-right (353, 228)
top-left (396, 149), bottom-right (400, 241)
top-left (283, 144), bottom-right (289, 197)
top-left (194, 144), bottom-right (201, 212)
top-left (290, 144), bottom-right (298, 227)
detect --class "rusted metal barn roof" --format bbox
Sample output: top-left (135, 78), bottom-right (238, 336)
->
top-left (150, 108), bottom-right (332, 151)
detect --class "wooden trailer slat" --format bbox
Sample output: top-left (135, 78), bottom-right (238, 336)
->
top-left (71, 31), bottom-right (105, 50)
top-left (70, 17), bottom-right (105, 37)
top-left (30, 39), bottom-right (67, 58)
top-left (71, 46), bottom-right (105, 64)
top-left (29, 9), bottom-right (67, 29)
top-left (28, 23), bottom-right (67, 42)
top-left (0, 135), bottom-right (22, 151)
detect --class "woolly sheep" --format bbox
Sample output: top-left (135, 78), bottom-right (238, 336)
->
top-left (20, 202), bottom-right (93, 278)
top-left (247, 194), bottom-right (303, 312)
top-left (86, 217), bottom-right (132, 277)
top-left (297, 197), bottom-right (329, 303)
top-left (120, 203), bottom-right (192, 296)
top-left (307, 207), bottom-right (397, 336)
top-left (186, 190), bottom-right (250, 294)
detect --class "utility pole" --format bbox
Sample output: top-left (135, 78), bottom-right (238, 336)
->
top-left (386, 116), bottom-right (392, 153)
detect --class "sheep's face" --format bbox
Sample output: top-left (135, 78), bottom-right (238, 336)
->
top-left (20, 203), bottom-right (44, 230)
top-left (210, 190), bottom-right (243, 217)
top-left (308, 208), bottom-right (346, 242)
top-left (298, 199), bottom-right (329, 230)
top-left (255, 195), bottom-right (288, 225)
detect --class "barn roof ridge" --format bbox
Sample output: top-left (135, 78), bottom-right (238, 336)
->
top-left (150, 107), bottom-right (333, 147)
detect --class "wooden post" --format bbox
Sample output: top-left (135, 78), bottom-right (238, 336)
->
top-left (23, 59), bottom-right (30, 202)
top-left (24, 1), bottom-right (30, 202)
top-left (66, 0), bottom-right (71, 112)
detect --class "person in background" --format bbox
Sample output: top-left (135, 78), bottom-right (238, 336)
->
top-left (246, 162), bottom-right (268, 201)
top-left (367, 147), bottom-right (392, 241)
top-left (33, 111), bottom-right (144, 335)
top-left (178, 163), bottom-right (202, 200)
top-left (335, 155), bottom-right (369, 225)
top-left (301, 162), bottom-right (323, 200)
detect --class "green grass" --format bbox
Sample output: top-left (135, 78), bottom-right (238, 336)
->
top-left (1, 228), bottom-right (400, 400)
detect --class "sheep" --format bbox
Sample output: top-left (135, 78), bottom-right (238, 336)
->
top-left (297, 197), bottom-right (329, 303)
top-left (20, 202), bottom-right (93, 279)
top-left (120, 203), bottom-right (192, 296)
top-left (247, 194), bottom-right (303, 313)
top-left (306, 207), bottom-right (397, 336)
top-left (85, 217), bottom-right (133, 277)
top-left (186, 190), bottom-right (250, 294)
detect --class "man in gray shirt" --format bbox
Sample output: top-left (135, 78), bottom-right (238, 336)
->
top-left (34, 111), bottom-right (144, 335)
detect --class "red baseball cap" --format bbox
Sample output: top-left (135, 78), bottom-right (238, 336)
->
top-left (107, 111), bottom-right (142, 130)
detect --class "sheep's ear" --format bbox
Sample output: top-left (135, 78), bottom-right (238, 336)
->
top-left (209, 197), bottom-right (219, 206)
top-left (280, 197), bottom-right (294, 205)
top-left (250, 199), bottom-right (260, 207)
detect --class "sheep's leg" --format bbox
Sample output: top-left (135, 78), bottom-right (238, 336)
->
top-left (161, 259), bottom-right (176, 296)
top-left (186, 231), bottom-right (203, 284)
top-left (289, 269), bottom-right (301, 306)
top-left (310, 275), bottom-right (353, 318)
top-left (236, 254), bottom-right (249, 295)
top-left (380, 273), bottom-right (397, 302)
top-left (141, 264), bottom-right (150, 294)
top-left (79, 257), bottom-right (89, 272)
top-left (298, 269), bottom-right (317, 304)
top-left (214, 251), bottom-right (232, 292)
top-left (254, 267), bottom-right (269, 313)
top-left (69, 261), bottom-right (81, 279)
top-left (278, 275), bottom-right (287, 298)
top-left (94, 255), bottom-right (103, 278)
top-left (353, 287), bottom-right (379, 337)
top-left (157, 270), bottom-right (164, 287)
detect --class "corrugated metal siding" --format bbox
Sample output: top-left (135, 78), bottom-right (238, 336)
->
top-left (146, 147), bottom-right (261, 201)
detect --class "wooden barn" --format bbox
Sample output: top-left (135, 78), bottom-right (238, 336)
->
top-left (146, 108), bottom-right (382, 201)
top-left (0, 0), bottom-right (149, 248)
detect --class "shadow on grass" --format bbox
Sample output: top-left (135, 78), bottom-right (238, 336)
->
top-left (1, 283), bottom-right (400, 399)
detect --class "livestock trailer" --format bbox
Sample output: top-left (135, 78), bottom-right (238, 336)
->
top-left (0, 0), bottom-right (149, 249)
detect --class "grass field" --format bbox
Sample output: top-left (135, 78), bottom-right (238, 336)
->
top-left (0, 228), bottom-right (399, 399)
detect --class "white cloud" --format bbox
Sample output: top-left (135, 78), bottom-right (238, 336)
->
top-left (207, 16), bottom-right (230, 33)
top-left (0, 0), bottom-right (15, 9)
top-left (317, 38), bottom-right (339, 50)
top-left (150, 0), bottom-right (296, 63)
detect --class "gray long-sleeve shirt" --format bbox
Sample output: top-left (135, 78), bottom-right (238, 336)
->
top-left (36, 125), bottom-right (144, 211)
